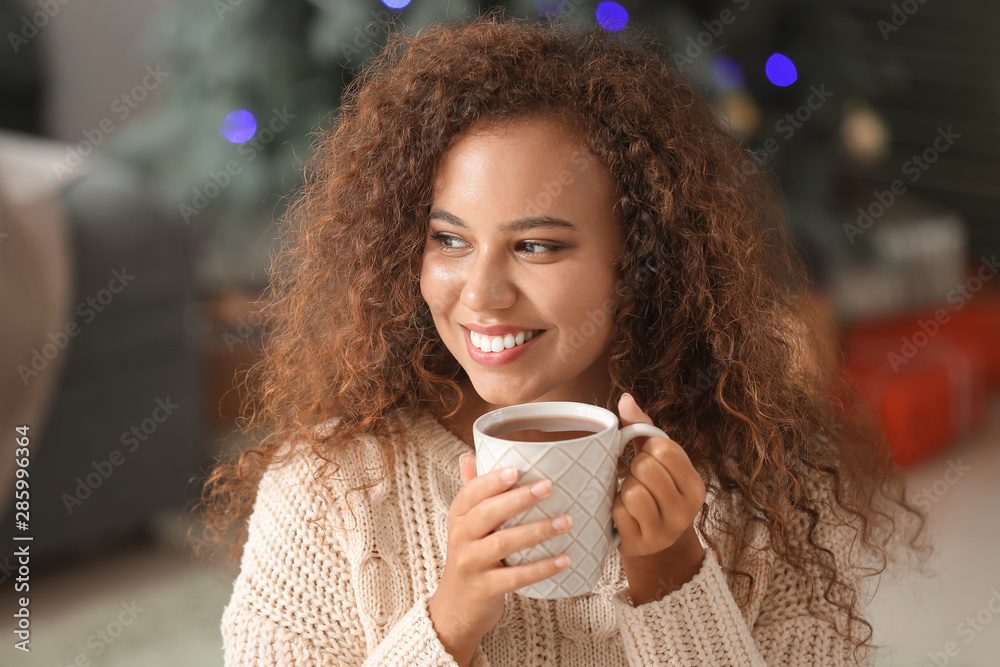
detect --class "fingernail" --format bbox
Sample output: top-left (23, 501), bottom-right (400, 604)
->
top-left (552, 515), bottom-right (571, 531)
top-left (501, 466), bottom-right (518, 483)
top-left (555, 555), bottom-right (571, 569)
top-left (530, 480), bottom-right (551, 497)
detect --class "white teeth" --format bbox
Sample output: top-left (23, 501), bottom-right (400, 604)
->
top-left (470, 329), bottom-right (538, 353)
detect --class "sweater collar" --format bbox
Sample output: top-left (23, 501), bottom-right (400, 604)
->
top-left (412, 407), bottom-right (476, 454)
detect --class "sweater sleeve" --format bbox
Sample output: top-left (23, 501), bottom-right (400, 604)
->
top-left (359, 593), bottom-right (493, 667)
top-left (222, 589), bottom-right (491, 666)
top-left (609, 546), bottom-right (767, 666)
top-left (608, 480), bottom-right (871, 666)
top-left (221, 447), bottom-right (493, 667)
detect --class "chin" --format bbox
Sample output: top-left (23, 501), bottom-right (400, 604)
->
top-left (466, 377), bottom-right (539, 407)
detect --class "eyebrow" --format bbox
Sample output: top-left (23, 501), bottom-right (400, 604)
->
top-left (428, 209), bottom-right (579, 234)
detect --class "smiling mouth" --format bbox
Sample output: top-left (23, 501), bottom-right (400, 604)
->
top-left (466, 327), bottom-right (545, 353)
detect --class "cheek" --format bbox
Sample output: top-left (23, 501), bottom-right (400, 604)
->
top-left (554, 271), bottom-right (620, 352)
top-left (548, 265), bottom-right (619, 324)
top-left (420, 255), bottom-right (461, 311)
top-left (418, 255), bottom-right (437, 306)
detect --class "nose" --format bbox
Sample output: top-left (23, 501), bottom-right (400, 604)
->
top-left (460, 246), bottom-right (517, 313)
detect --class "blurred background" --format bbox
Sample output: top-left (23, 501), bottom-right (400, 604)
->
top-left (0, 0), bottom-right (998, 664)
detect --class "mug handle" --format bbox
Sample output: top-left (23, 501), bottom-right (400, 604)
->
top-left (610, 423), bottom-right (672, 551)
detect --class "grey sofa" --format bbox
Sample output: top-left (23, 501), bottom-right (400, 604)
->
top-left (0, 132), bottom-right (203, 566)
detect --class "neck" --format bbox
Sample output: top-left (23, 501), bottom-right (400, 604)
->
top-left (439, 376), bottom-right (486, 448)
top-left (442, 368), bottom-right (619, 448)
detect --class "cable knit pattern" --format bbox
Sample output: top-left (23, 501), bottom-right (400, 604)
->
top-left (221, 409), bottom-right (871, 666)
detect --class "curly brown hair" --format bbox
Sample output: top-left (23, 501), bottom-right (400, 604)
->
top-left (193, 7), bottom-right (930, 660)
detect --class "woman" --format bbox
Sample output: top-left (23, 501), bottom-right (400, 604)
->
top-left (199, 10), bottom-right (928, 666)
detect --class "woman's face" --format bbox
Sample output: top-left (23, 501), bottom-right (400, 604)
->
top-left (420, 116), bottom-right (626, 408)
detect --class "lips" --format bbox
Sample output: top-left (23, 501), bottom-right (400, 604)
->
top-left (464, 323), bottom-right (544, 336)
top-left (475, 328), bottom-right (541, 349)
top-left (463, 326), bottom-right (545, 366)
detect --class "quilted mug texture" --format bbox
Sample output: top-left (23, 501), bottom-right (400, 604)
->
top-left (474, 402), bottom-right (669, 598)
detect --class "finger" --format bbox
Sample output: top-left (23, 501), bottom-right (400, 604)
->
top-left (483, 552), bottom-right (571, 594)
top-left (451, 464), bottom-right (522, 517)
top-left (641, 436), bottom-right (705, 502)
top-left (463, 478), bottom-right (553, 540)
top-left (619, 475), bottom-right (662, 530)
top-left (612, 494), bottom-right (642, 544)
top-left (459, 454), bottom-right (477, 485)
top-left (477, 513), bottom-right (572, 566)
top-left (621, 392), bottom-right (651, 418)
top-left (618, 393), bottom-right (652, 449)
top-left (630, 451), bottom-right (681, 514)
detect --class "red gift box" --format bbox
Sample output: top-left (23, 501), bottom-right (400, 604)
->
top-left (843, 321), bottom-right (991, 468)
top-left (945, 293), bottom-right (1000, 387)
top-left (844, 291), bottom-right (1000, 387)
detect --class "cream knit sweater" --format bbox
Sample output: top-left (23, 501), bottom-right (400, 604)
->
top-left (221, 409), bottom-right (871, 666)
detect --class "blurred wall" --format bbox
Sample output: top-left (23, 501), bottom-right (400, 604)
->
top-left (41, 0), bottom-right (165, 142)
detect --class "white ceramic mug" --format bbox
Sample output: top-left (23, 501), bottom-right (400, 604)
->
top-left (473, 401), bottom-right (670, 599)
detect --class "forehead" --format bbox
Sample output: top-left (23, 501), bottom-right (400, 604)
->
top-left (430, 116), bottom-right (620, 225)
top-left (435, 115), bottom-right (590, 174)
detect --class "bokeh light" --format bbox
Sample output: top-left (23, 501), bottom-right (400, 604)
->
top-left (219, 109), bottom-right (256, 143)
top-left (595, 2), bottom-right (628, 31)
top-left (381, 0), bottom-right (411, 9)
top-left (712, 56), bottom-right (744, 90)
top-left (765, 53), bottom-right (797, 86)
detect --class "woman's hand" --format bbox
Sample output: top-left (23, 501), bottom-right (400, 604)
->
top-left (427, 455), bottom-right (573, 667)
top-left (613, 393), bottom-right (707, 603)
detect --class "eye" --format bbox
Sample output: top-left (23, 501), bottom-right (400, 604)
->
top-left (428, 231), bottom-right (466, 250)
top-left (518, 240), bottom-right (560, 255)
top-left (427, 232), bottom-right (563, 256)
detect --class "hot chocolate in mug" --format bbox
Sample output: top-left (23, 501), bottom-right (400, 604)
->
top-left (473, 401), bottom-right (671, 599)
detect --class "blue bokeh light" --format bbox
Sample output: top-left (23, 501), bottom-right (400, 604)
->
top-left (220, 109), bottom-right (256, 144)
top-left (381, 0), bottom-right (411, 9)
top-left (712, 56), bottom-right (744, 90)
top-left (535, 0), bottom-right (566, 17)
top-left (765, 53), bottom-right (797, 87)
top-left (595, 1), bottom-right (628, 31)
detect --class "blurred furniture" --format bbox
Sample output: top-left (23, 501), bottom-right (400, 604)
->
top-left (0, 2), bottom-right (46, 136)
top-left (0, 133), bottom-right (74, 523)
top-left (199, 286), bottom-right (263, 433)
top-left (831, 199), bottom-right (1000, 468)
top-left (844, 295), bottom-right (1000, 467)
top-left (0, 130), bottom-right (202, 564)
top-left (828, 199), bottom-right (968, 323)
